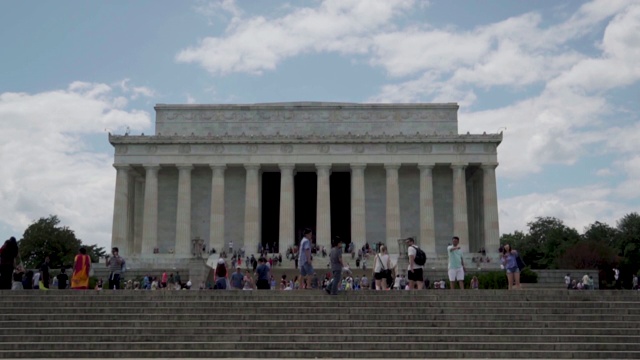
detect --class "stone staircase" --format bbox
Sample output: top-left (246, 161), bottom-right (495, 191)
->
top-left (0, 290), bottom-right (638, 358)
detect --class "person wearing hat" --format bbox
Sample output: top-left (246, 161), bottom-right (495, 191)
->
top-left (406, 237), bottom-right (424, 289)
top-left (214, 258), bottom-right (228, 290)
top-left (230, 265), bottom-right (244, 290)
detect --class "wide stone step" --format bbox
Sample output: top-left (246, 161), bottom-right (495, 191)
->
top-left (5, 296), bottom-right (640, 310)
top-left (1, 313), bottom-right (637, 322)
top-left (3, 326), bottom-right (637, 336)
top-left (1, 341), bottom-right (639, 352)
top-left (1, 334), bottom-right (639, 344)
top-left (2, 319), bottom-right (638, 328)
top-left (2, 306), bottom-right (633, 315)
top-left (1, 349), bottom-right (638, 359)
top-left (2, 291), bottom-right (638, 300)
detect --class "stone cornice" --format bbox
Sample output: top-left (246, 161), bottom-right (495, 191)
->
top-left (154, 102), bottom-right (459, 111)
top-left (109, 133), bottom-right (503, 146)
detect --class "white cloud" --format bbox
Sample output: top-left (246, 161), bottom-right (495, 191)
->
top-left (499, 185), bottom-right (634, 234)
top-left (596, 168), bottom-right (613, 177)
top-left (116, 79), bottom-right (156, 100)
top-left (177, 0), bottom-right (414, 75)
top-left (195, 0), bottom-right (243, 22)
top-left (0, 82), bottom-right (152, 250)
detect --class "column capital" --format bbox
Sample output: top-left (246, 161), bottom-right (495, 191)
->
top-left (481, 162), bottom-right (499, 170)
top-left (316, 163), bottom-right (332, 176)
top-left (278, 164), bottom-right (296, 172)
top-left (244, 164), bottom-right (261, 171)
top-left (451, 162), bottom-right (467, 170)
top-left (209, 164), bottom-right (227, 171)
top-left (418, 163), bottom-right (436, 171)
top-left (113, 164), bottom-right (130, 171)
top-left (176, 164), bottom-right (194, 171)
top-left (142, 164), bottom-right (161, 173)
top-left (384, 163), bottom-right (401, 171)
top-left (350, 163), bottom-right (367, 171)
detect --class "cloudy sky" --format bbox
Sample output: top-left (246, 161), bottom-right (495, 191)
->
top-left (1, 0), bottom-right (639, 250)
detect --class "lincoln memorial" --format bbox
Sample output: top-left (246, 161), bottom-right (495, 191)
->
top-left (109, 102), bottom-right (501, 266)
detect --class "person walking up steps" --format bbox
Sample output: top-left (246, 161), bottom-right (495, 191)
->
top-left (298, 228), bottom-right (314, 289)
top-left (326, 236), bottom-right (344, 296)
top-left (406, 237), bottom-right (424, 290)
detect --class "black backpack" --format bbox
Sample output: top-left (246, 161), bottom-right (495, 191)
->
top-left (412, 245), bottom-right (427, 266)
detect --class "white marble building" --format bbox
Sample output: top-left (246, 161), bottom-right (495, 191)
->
top-left (109, 102), bottom-right (501, 266)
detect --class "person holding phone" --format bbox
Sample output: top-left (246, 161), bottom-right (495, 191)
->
top-left (501, 244), bottom-right (520, 290)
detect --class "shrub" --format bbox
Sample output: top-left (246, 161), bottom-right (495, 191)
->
top-left (465, 271), bottom-right (508, 289)
top-left (520, 267), bottom-right (538, 283)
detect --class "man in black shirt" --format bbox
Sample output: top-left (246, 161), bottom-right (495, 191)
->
top-left (56, 269), bottom-right (68, 290)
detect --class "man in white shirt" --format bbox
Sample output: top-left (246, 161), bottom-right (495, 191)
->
top-left (447, 236), bottom-right (465, 290)
top-left (564, 273), bottom-right (571, 289)
top-left (406, 237), bottom-right (424, 289)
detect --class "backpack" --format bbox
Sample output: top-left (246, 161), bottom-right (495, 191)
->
top-left (411, 245), bottom-right (427, 266)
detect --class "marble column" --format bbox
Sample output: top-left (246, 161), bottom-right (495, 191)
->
top-left (385, 164), bottom-right (401, 254)
top-left (209, 165), bottom-right (226, 255)
top-left (278, 164), bottom-right (295, 250)
top-left (482, 163), bottom-right (500, 254)
top-left (141, 165), bottom-right (160, 255)
top-left (111, 165), bottom-right (130, 256)
top-left (175, 165), bottom-right (193, 257)
top-left (244, 165), bottom-right (261, 255)
top-left (452, 163), bottom-right (469, 253)
top-left (133, 176), bottom-right (144, 255)
top-left (126, 175), bottom-right (136, 256)
top-left (350, 164), bottom-right (366, 247)
top-left (418, 163), bottom-right (436, 255)
top-left (316, 164), bottom-right (332, 252)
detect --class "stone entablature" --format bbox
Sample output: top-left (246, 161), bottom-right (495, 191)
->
top-left (109, 134), bottom-right (501, 160)
top-left (154, 102), bottom-right (459, 136)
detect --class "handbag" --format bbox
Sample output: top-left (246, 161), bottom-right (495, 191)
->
top-left (378, 255), bottom-right (393, 284)
top-left (516, 255), bottom-right (526, 271)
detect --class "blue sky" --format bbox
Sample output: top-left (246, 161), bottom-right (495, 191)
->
top-left (1, 0), bottom-right (639, 250)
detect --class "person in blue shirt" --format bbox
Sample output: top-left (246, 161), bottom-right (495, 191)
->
top-left (255, 257), bottom-right (270, 290)
top-left (501, 244), bottom-right (521, 290)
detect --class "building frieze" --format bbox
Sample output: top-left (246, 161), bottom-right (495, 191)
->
top-left (109, 132), bottom-right (502, 145)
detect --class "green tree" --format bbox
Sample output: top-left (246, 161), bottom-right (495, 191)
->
top-left (556, 240), bottom-right (619, 270)
top-left (615, 213), bottom-right (640, 280)
top-left (526, 217), bottom-right (580, 268)
top-left (583, 221), bottom-right (618, 247)
top-left (85, 244), bottom-right (107, 263)
top-left (18, 215), bottom-right (105, 269)
top-left (19, 215), bottom-right (82, 269)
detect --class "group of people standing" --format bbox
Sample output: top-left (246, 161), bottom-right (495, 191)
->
top-left (0, 237), bottom-right (127, 291)
top-left (299, 231), bottom-right (522, 292)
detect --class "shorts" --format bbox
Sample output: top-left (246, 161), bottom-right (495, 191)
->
top-left (448, 267), bottom-right (465, 281)
top-left (408, 268), bottom-right (423, 282)
top-left (374, 272), bottom-right (384, 280)
top-left (300, 262), bottom-right (314, 276)
top-left (506, 267), bottom-right (520, 274)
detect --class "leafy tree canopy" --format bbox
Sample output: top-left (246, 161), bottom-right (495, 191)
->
top-left (17, 215), bottom-right (105, 269)
top-left (501, 214), bottom-right (638, 272)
